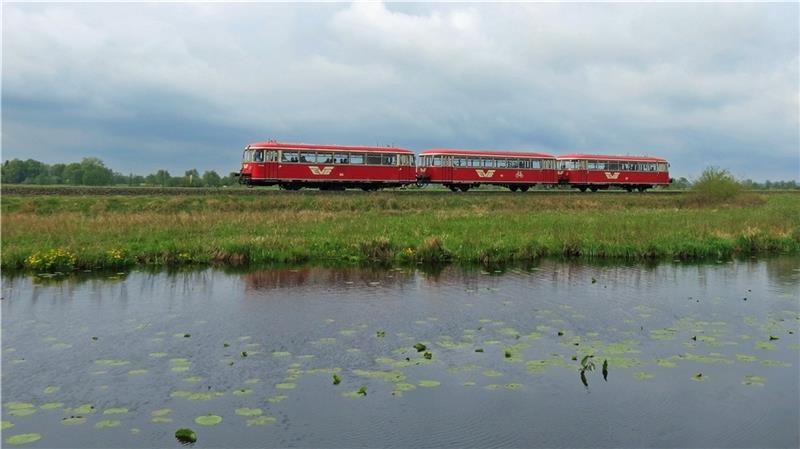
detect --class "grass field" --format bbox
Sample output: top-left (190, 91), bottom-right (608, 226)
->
top-left (1, 189), bottom-right (798, 271)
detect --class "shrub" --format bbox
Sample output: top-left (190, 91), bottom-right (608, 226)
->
top-left (687, 167), bottom-right (742, 204)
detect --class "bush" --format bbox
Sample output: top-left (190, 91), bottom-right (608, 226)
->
top-left (686, 167), bottom-right (743, 204)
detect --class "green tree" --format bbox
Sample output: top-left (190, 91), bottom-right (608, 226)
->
top-left (202, 170), bottom-right (222, 187)
top-left (80, 158), bottom-right (113, 185)
top-left (184, 169), bottom-right (201, 187)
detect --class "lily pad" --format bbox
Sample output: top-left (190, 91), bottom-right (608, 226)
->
top-left (232, 388), bottom-right (253, 396)
top-left (151, 408), bottom-right (172, 417)
top-left (418, 380), bottom-right (440, 388)
top-left (246, 416), bottom-right (276, 426)
top-left (95, 419), bottom-right (121, 429)
top-left (8, 408), bottom-right (36, 417)
top-left (5, 402), bottom-right (34, 410)
top-left (736, 354), bottom-right (757, 362)
top-left (275, 383), bottom-right (296, 390)
top-left (691, 372), bottom-right (707, 381)
top-left (482, 369), bottom-right (503, 377)
top-left (95, 359), bottom-right (129, 366)
top-left (128, 369), bottom-right (148, 376)
top-left (267, 395), bottom-right (287, 403)
top-left (743, 375), bottom-right (766, 387)
top-left (103, 407), bottom-right (128, 415)
top-left (194, 415), bottom-right (222, 426)
top-left (235, 407), bottom-right (263, 417)
top-left (633, 371), bottom-right (654, 380)
top-left (1, 421), bottom-right (14, 430)
top-left (5, 433), bottom-right (42, 445)
top-left (43, 386), bottom-right (60, 394)
top-left (272, 351), bottom-right (291, 358)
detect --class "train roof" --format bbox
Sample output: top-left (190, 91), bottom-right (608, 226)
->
top-left (558, 153), bottom-right (668, 163)
top-left (420, 149), bottom-right (556, 159)
top-left (247, 142), bottom-right (414, 154)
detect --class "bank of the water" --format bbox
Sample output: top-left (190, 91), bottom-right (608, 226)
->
top-left (1, 192), bottom-right (798, 272)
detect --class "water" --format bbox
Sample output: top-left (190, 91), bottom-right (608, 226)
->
top-left (2, 259), bottom-right (799, 448)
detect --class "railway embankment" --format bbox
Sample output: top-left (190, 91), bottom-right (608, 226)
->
top-left (1, 190), bottom-right (798, 272)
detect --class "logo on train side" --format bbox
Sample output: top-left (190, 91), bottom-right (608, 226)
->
top-left (515, 171), bottom-right (524, 179)
top-left (604, 172), bottom-right (621, 180)
top-left (476, 169), bottom-right (496, 178)
top-left (309, 166), bottom-right (334, 176)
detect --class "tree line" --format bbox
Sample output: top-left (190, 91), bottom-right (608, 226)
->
top-left (1, 158), bottom-right (239, 187)
top-left (1, 157), bottom-right (797, 189)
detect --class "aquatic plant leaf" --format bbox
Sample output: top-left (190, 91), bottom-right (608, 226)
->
top-left (244, 378), bottom-right (260, 384)
top-left (692, 372), bottom-right (707, 381)
top-left (418, 380), bottom-right (440, 387)
top-left (151, 408), bottom-right (172, 417)
top-left (128, 369), bottom-right (148, 375)
top-left (5, 433), bottom-right (42, 445)
top-left (743, 375), bottom-right (766, 387)
top-left (235, 407), bottom-right (263, 417)
top-left (174, 428), bottom-right (197, 444)
top-left (267, 395), bottom-right (287, 403)
top-left (413, 343), bottom-right (427, 352)
top-left (276, 383), bottom-right (296, 390)
top-left (5, 402), bottom-right (35, 410)
top-left (633, 371), bottom-right (654, 380)
top-left (1, 421), bottom-right (14, 430)
top-left (72, 404), bottom-right (95, 414)
top-left (103, 407), bottom-right (128, 415)
top-left (272, 351), bottom-right (292, 357)
top-left (184, 376), bottom-right (203, 383)
top-left (8, 408), bottom-right (36, 417)
top-left (423, 352), bottom-right (433, 360)
top-left (761, 359), bottom-right (791, 367)
top-left (246, 416), bottom-right (276, 426)
top-left (94, 419), bottom-right (121, 429)
top-left (43, 386), bottom-right (60, 394)
top-left (95, 359), bottom-right (129, 366)
top-left (194, 415), bottom-right (222, 426)
top-left (232, 388), bottom-right (253, 396)
top-left (482, 369), bottom-right (502, 377)
top-left (148, 352), bottom-right (167, 358)
top-left (461, 381), bottom-right (476, 386)
top-left (332, 374), bottom-right (341, 385)
top-left (736, 354), bottom-right (757, 363)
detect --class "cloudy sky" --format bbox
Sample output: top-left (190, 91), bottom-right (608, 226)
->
top-left (3, 2), bottom-right (798, 180)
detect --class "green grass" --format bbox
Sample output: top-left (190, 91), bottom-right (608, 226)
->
top-left (2, 191), bottom-right (798, 271)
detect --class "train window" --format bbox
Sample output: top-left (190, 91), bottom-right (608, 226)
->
top-left (607, 161), bottom-right (619, 171)
top-left (265, 151), bottom-right (277, 162)
top-left (657, 163), bottom-right (667, 172)
top-left (398, 154), bottom-right (409, 166)
top-left (298, 152), bottom-right (315, 163)
top-left (350, 153), bottom-right (364, 164)
top-left (317, 153), bottom-right (334, 164)
top-left (467, 158), bottom-right (478, 167)
top-left (282, 151), bottom-right (299, 162)
top-left (382, 154), bottom-right (397, 165)
top-left (334, 153), bottom-right (349, 164)
top-left (497, 159), bottom-right (508, 168)
top-left (366, 153), bottom-right (382, 165)
top-left (528, 160), bottom-right (539, 169)
top-left (432, 156), bottom-right (443, 166)
top-left (253, 150), bottom-right (264, 162)
top-left (482, 158), bottom-right (495, 168)
top-left (453, 157), bottom-right (464, 167)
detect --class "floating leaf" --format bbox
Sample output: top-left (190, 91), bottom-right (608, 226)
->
top-left (235, 407), bottom-right (263, 417)
top-left (184, 376), bottom-right (203, 383)
top-left (103, 407), bottom-right (128, 415)
top-left (332, 374), bottom-right (341, 385)
top-left (246, 416), bottom-right (276, 427)
top-left (174, 428), bottom-right (197, 444)
top-left (149, 352), bottom-right (167, 358)
top-left (1, 421), bottom-right (13, 430)
top-left (232, 388), bottom-right (252, 396)
top-left (128, 369), bottom-right (148, 376)
top-left (8, 408), bottom-right (36, 417)
top-left (692, 373), bottom-right (707, 381)
top-left (743, 375), bottom-right (766, 387)
top-left (151, 408), bottom-right (172, 417)
top-left (461, 381), bottom-right (476, 387)
top-left (272, 351), bottom-right (291, 358)
top-left (357, 386), bottom-right (367, 396)
top-left (393, 383), bottom-right (416, 392)
top-left (482, 369), bottom-right (502, 377)
top-left (276, 383), bottom-right (296, 390)
top-left (633, 371), bottom-right (654, 380)
top-left (95, 359), bottom-right (129, 366)
top-left (423, 352), bottom-right (433, 360)
top-left (736, 354), bottom-right (757, 363)
top-left (43, 386), bottom-right (60, 394)
top-left (267, 395), bottom-right (287, 403)
top-left (474, 348), bottom-right (484, 353)
top-left (376, 331), bottom-right (386, 337)
top-left (5, 433), bottom-right (42, 445)
top-left (504, 383), bottom-right (522, 390)
top-left (95, 419), bottom-right (121, 429)
top-left (194, 415), bottom-right (222, 426)
top-left (244, 378), bottom-right (260, 385)
top-left (413, 343), bottom-right (427, 352)
top-left (418, 380), bottom-right (440, 388)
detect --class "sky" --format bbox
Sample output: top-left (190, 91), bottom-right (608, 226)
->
top-left (2, 2), bottom-right (798, 181)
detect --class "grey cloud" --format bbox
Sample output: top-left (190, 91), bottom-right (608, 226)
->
top-left (2, 2), bottom-right (797, 180)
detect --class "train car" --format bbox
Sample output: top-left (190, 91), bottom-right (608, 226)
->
top-left (557, 154), bottom-right (671, 192)
top-left (416, 149), bottom-right (558, 192)
top-left (238, 141), bottom-right (416, 190)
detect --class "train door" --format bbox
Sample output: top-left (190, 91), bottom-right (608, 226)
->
top-left (574, 159), bottom-right (588, 184)
top-left (266, 150), bottom-right (278, 179)
top-left (441, 156), bottom-right (454, 183)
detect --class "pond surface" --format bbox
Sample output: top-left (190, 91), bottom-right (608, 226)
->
top-left (2, 258), bottom-right (799, 448)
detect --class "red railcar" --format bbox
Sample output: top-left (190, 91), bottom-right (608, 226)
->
top-left (557, 154), bottom-right (671, 192)
top-left (238, 142), bottom-right (416, 190)
top-left (416, 149), bottom-right (558, 192)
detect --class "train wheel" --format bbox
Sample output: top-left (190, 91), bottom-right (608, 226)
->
top-left (459, 185), bottom-right (470, 192)
top-left (509, 185), bottom-right (518, 192)
top-left (637, 186), bottom-right (647, 192)
top-left (625, 186), bottom-right (633, 193)
top-left (590, 186), bottom-right (598, 192)
top-left (449, 185), bottom-right (459, 192)
top-left (579, 186), bottom-right (587, 192)
top-left (520, 186), bottom-right (530, 192)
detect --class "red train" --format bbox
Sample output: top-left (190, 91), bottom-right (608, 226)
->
top-left (237, 141), bottom-right (671, 192)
